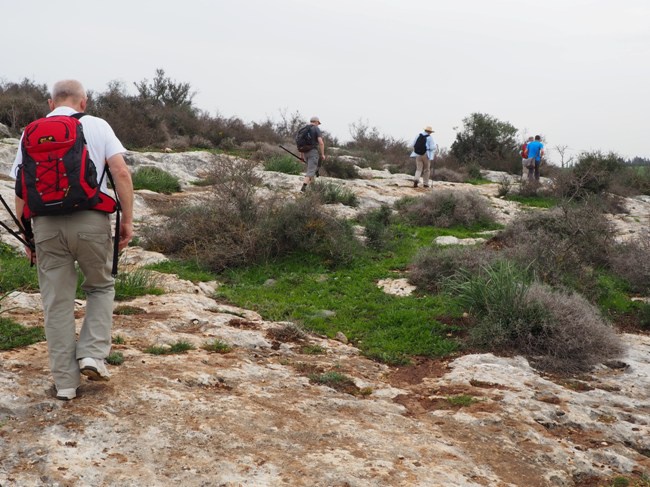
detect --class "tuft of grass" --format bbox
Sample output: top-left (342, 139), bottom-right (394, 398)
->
top-left (264, 154), bottom-right (303, 175)
top-left (145, 340), bottom-right (195, 355)
top-left (132, 166), bottom-right (181, 194)
top-left (311, 181), bottom-right (359, 207)
top-left (112, 335), bottom-right (126, 344)
top-left (106, 351), bottom-right (124, 366)
top-left (0, 318), bottom-right (45, 350)
top-left (202, 339), bottom-right (233, 354)
top-left (308, 371), bottom-right (358, 394)
top-left (169, 341), bottom-right (195, 353)
top-left (113, 305), bottom-right (146, 316)
top-left (301, 344), bottom-right (326, 355)
top-left (114, 269), bottom-right (164, 300)
top-left (446, 394), bottom-right (477, 407)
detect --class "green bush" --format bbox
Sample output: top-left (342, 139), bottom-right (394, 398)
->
top-left (132, 166), bottom-right (181, 194)
top-left (359, 205), bottom-right (394, 251)
top-left (311, 181), bottom-right (359, 207)
top-left (497, 201), bottom-right (615, 293)
top-left (448, 261), bottom-right (623, 372)
top-left (395, 190), bottom-right (496, 228)
top-left (409, 245), bottom-right (499, 293)
top-left (264, 154), bottom-right (303, 175)
top-left (321, 156), bottom-right (360, 179)
top-left (555, 151), bottom-right (625, 200)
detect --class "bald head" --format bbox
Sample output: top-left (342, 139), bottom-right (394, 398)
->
top-left (49, 80), bottom-right (87, 111)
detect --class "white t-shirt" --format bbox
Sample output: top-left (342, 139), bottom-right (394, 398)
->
top-left (10, 106), bottom-right (126, 194)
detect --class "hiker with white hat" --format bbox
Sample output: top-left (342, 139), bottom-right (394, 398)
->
top-left (410, 126), bottom-right (436, 188)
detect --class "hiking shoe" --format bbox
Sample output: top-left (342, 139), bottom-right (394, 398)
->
top-left (413, 181), bottom-right (419, 188)
top-left (79, 357), bottom-right (111, 381)
top-left (300, 183), bottom-right (307, 192)
top-left (55, 387), bottom-right (77, 401)
top-left (423, 184), bottom-right (430, 188)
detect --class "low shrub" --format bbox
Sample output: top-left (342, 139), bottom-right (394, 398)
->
top-left (202, 339), bottom-right (233, 353)
top-left (358, 204), bottom-right (394, 251)
top-left (395, 190), bottom-right (496, 228)
top-left (497, 201), bottom-right (615, 292)
top-left (320, 156), bottom-right (360, 180)
top-left (449, 261), bottom-right (623, 373)
top-left (409, 245), bottom-right (499, 293)
top-left (311, 181), bottom-right (359, 207)
top-left (264, 154), bottom-right (303, 175)
top-left (132, 166), bottom-right (181, 194)
top-left (609, 231), bottom-right (650, 294)
top-left (433, 167), bottom-right (468, 183)
top-left (106, 351), bottom-right (124, 366)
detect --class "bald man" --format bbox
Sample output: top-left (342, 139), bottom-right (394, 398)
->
top-left (10, 79), bottom-right (134, 400)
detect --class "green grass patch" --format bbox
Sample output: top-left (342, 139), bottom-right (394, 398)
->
top-left (202, 339), bottom-right (233, 354)
top-left (0, 244), bottom-right (39, 293)
top-left (0, 317), bottom-right (45, 350)
top-left (596, 272), bottom-right (635, 313)
top-left (145, 259), bottom-right (217, 283)
top-left (114, 269), bottom-right (164, 300)
top-left (216, 223), bottom-right (473, 364)
top-left (465, 178), bottom-right (494, 185)
top-left (301, 344), bottom-right (326, 355)
top-left (132, 166), bottom-right (181, 194)
top-left (106, 351), bottom-right (124, 366)
top-left (112, 335), bottom-right (126, 344)
top-left (264, 154), bottom-right (303, 175)
top-left (506, 194), bottom-right (559, 208)
top-left (311, 181), bottom-right (359, 207)
top-left (446, 394), bottom-right (478, 407)
top-left (145, 340), bottom-right (195, 355)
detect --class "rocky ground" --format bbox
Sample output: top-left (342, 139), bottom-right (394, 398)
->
top-left (1, 142), bottom-right (649, 487)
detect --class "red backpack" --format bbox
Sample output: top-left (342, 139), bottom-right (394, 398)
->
top-left (521, 142), bottom-right (529, 159)
top-left (15, 113), bottom-right (117, 219)
top-left (15, 113), bottom-right (122, 276)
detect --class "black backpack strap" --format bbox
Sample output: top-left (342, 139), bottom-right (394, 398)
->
top-left (71, 112), bottom-right (86, 120)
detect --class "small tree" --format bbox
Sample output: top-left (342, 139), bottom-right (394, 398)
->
top-left (450, 113), bottom-right (520, 172)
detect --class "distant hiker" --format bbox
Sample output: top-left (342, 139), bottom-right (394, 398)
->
top-left (9, 79), bottom-right (134, 401)
top-left (521, 136), bottom-right (534, 180)
top-left (296, 116), bottom-right (326, 192)
top-left (410, 126), bottom-right (436, 188)
top-left (525, 135), bottom-right (545, 181)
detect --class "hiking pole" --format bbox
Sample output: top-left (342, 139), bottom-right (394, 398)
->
top-left (0, 219), bottom-right (33, 249)
top-left (278, 145), bottom-right (305, 163)
top-left (0, 194), bottom-right (34, 250)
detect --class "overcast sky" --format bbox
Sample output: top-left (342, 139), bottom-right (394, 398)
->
top-left (3, 0), bottom-right (649, 163)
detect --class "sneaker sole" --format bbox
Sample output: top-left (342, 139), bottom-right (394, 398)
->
top-left (81, 366), bottom-right (110, 382)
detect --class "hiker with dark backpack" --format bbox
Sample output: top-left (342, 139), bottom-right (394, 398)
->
top-left (9, 80), bottom-right (134, 401)
top-left (410, 126), bottom-right (436, 188)
top-left (296, 116), bottom-right (326, 192)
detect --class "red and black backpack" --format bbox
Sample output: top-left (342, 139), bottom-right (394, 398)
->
top-left (15, 113), bottom-right (122, 276)
top-left (16, 113), bottom-right (117, 218)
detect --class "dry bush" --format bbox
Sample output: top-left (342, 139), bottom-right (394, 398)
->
top-left (522, 283), bottom-right (624, 373)
top-left (498, 201), bottom-right (615, 290)
top-left (141, 157), bottom-right (361, 271)
top-left (609, 231), bottom-right (650, 294)
top-left (395, 190), bottom-right (496, 228)
top-left (409, 245), bottom-right (499, 293)
top-left (432, 167), bottom-right (467, 183)
top-left (320, 156), bottom-right (360, 179)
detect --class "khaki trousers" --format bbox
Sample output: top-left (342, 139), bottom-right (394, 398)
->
top-left (33, 211), bottom-right (114, 390)
top-left (414, 154), bottom-right (431, 184)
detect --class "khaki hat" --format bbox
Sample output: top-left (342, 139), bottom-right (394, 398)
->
top-left (424, 126), bottom-right (434, 133)
top-left (310, 116), bottom-right (321, 124)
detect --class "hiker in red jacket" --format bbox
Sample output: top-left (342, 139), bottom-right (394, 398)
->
top-left (521, 136), bottom-right (534, 180)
